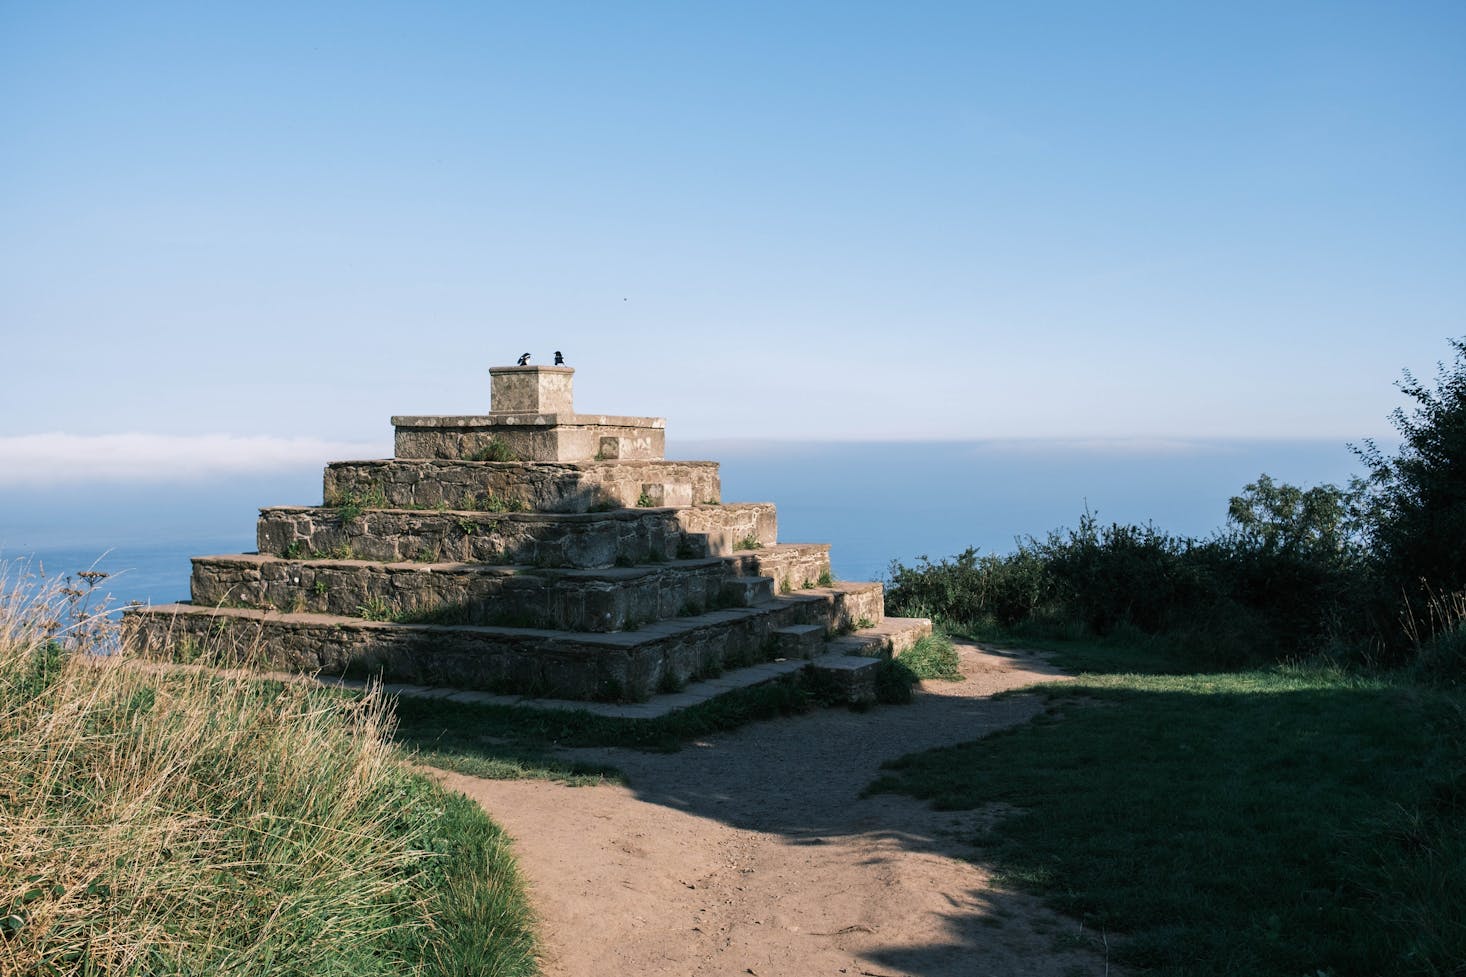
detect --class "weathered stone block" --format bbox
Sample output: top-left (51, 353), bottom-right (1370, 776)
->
top-left (808, 656), bottom-right (880, 704)
top-left (489, 365), bottom-right (574, 414)
top-left (772, 624), bottom-right (826, 660)
top-left (724, 543), bottom-right (831, 592)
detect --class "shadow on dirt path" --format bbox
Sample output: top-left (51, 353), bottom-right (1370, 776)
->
top-left (437, 643), bottom-right (1120, 977)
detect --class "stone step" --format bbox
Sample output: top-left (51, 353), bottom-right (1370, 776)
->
top-left (721, 575), bottom-right (775, 608)
top-left (122, 584), bottom-right (895, 703)
top-left (668, 503), bottom-right (778, 556)
top-left (324, 459), bottom-right (721, 514)
top-left (799, 581), bottom-right (885, 631)
top-left (825, 616), bottom-right (934, 658)
top-left (723, 543), bottom-right (832, 592)
top-left (190, 553), bottom-right (736, 633)
top-left (257, 503), bottom-right (777, 569)
top-left (811, 617), bottom-right (938, 704)
top-left (807, 655), bottom-right (884, 705)
top-left (771, 624), bottom-right (826, 660)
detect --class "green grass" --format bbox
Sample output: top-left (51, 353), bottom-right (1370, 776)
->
top-left (377, 773), bottom-right (537, 975)
top-left (867, 660), bottom-right (1466, 975)
top-left (898, 632), bottom-right (963, 681)
top-left (469, 438), bottom-right (519, 462)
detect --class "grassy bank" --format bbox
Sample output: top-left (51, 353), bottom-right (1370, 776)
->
top-left (868, 656), bottom-right (1466, 975)
top-left (0, 566), bottom-right (536, 976)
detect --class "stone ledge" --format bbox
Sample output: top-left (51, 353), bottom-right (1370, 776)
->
top-left (393, 414), bottom-right (665, 429)
top-left (190, 552), bottom-right (741, 632)
top-left (392, 413), bottom-right (666, 463)
top-left (257, 501), bottom-right (773, 566)
top-left (324, 459), bottom-right (721, 513)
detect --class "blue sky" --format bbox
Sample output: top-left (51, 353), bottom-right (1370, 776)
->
top-left (3, 1), bottom-right (1463, 482)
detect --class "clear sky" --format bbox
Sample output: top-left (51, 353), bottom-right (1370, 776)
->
top-left (3, 1), bottom-right (1463, 482)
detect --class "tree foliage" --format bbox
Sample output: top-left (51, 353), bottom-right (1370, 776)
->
top-left (1225, 473), bottom-right (1363, 560)
top-left (1354, 336), bottom-right (1466, 612)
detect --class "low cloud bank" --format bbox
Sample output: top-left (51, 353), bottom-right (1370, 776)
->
top-left (0, 433), bottom-right (388, 485)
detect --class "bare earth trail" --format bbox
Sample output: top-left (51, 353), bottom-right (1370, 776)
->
top-left (437, 643), bottom-right (1116, 977)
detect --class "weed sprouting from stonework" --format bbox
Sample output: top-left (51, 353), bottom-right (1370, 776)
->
top-left (331, 483), bottom-right (388, 524)
top-left (358, 597), bottom-right (396, 621)
top-left (462, 491), bottom-right (528, 514)
top-left (469, 438), bottom-right (519, 463)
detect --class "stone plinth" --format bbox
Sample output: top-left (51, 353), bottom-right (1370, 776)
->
top-left (393, 364), bottom-right (665, 462)
top-left (392, 414), bottom-right (665, 463)
top-left (490, 365), bottom-right (574, 414)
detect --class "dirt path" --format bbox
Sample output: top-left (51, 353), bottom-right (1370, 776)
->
top-left (436, 643), bottom-right (1116, 977)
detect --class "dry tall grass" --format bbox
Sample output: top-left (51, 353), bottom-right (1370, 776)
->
top-left (0, 561), bottom-right (452, 975)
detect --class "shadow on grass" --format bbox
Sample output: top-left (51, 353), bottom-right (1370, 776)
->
top-left (867, 668), bottom-right (1466, 977)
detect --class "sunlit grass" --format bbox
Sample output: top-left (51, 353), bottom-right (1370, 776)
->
top-left (0, 560), bottom-right (536, 976)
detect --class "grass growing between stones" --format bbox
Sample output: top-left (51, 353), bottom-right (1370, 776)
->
top-left (866, 659), bottom-right (1466, 976)
top-left (0, 566), bottom-right (537, 977)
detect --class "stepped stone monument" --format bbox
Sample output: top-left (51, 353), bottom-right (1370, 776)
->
top-left (123, 366), bottom-right (931, 705)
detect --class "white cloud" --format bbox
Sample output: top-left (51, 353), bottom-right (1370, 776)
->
top-left (0, 433), bottom-right (390, 486)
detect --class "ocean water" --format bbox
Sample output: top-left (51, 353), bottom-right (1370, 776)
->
top-left (0, 438), bottom-right (1364, 611)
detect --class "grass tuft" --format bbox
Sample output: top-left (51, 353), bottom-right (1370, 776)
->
top-left (898, 632), bottom-right (963, 681)
top-left (0, 561), bottom-right (537, 976)
top-left (468, 438), bottom-right (519, 463)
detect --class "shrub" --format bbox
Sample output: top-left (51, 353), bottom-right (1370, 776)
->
top-left (886, 546), bottom-right (1051, 629)
top-left (898, 633), bottom-right (962, 681)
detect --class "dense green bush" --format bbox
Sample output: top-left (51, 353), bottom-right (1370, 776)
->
top-left (888, 500), bottom-right (1362, 669)
top-left (886, 545), bottom-right (1051, 629)
top-left (888, 338), bottom-right (1466, 680)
